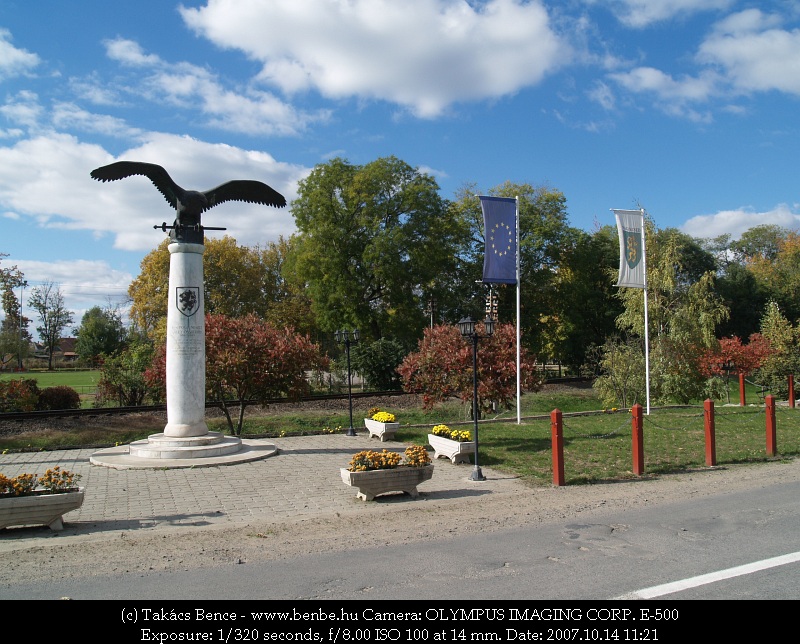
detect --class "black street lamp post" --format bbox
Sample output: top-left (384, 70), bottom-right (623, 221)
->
top-left (458, 315), bottom-right (495, 482)
top-left (335, 328), bottom-right (360, 436)
top-left (718, 359), bottom-right (735, 404)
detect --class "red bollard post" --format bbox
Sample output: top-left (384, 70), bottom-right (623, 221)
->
top-left (704, 399), bottom-right (716, 466)
top-left (551, 408), bottom-right (565, 486)
top-left (631, 403), bottom-right (644, 475)
top-left (739, 372), bottom-right (746, 406)
top-left (765, 394), bottom-right (777, 457)
top-left (789, 375), bottom-right (795, 409)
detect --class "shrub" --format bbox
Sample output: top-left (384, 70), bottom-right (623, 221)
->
top-left (0, 378), bottom-right (40, 412)
top-left (350, 338), bottom-right (406, 390)
top-left (37, 385), bottom-right (81, 411)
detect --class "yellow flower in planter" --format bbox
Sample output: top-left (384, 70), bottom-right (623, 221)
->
top-left (348, 449), bottom-right (402, 472)
top-left (371, 411), bottom-right (396, 423)
top-left (432, 424), bottom-right (471, 442)
top-left (347, 445), bottom-right (430, 471)
top-left (402, 445), bottom-right (431, 467)
top-left (432, 424), bottom-right (451, 437)
top-left (0, 468), bottom-right (82, 496)
top-left (38, 466), bottom-right (82, 493)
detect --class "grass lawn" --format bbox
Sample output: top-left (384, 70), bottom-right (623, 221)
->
top-left (2, 380), bottom-right (797, 487)
top-left (0, 369), bottom-right (101, 398)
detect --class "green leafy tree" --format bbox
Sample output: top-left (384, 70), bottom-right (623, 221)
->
top-left (74, 305), bottom-right (127, 366)
top-left (549, 225), bottom-right (623, 372)
top-left (258, 236), bottom-right (317, 338)
top-left (448, 181), bottom-right (577, 357)
top-left (350, 338), bottom-right (406, 390)
top-left (756, 301), bottom-right (800, 399)
top-left (589, 336), bottom-right (646, 409)
top-left (287, 156), bottom-right (462, 347)
top-left (731, 224), bottom-right (789, 263)
top-left (601, 221), bottom-right (729, 406)
top-left (713, 263), bottom-right (770, 341)
top-left (95, 337), bottom-right (156, 407)
top-left (0, 254), bottom-right (30, 369)
top-left (397, 323), bottom-right (542, 415)
top-left (27, 280), bottom-right (74, 370)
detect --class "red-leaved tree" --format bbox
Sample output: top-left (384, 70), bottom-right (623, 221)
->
top-left (397, 323), bottom-right (542, 415)
top-left (146, 313), bottom-right (328, 435)
top-left (697, 334), bottom-right (773, 378)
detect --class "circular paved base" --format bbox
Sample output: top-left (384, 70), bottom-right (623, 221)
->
top-left (90, 438), bottom-right (278, 470)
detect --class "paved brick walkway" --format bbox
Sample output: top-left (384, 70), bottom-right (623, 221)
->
top-left (0, 433), bottom-right (527, 534)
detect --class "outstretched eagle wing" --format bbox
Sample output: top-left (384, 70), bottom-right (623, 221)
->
top-left (90, 161), bottom-right (182, 210)
top-left (204, 180), bottom-right (286, 212)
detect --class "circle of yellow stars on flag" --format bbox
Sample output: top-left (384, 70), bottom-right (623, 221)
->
top-left (489, 221), bottom-right (514, 258)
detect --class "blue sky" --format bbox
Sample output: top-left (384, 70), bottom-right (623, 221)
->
top-left (1, 0), bottom-right (799, 334)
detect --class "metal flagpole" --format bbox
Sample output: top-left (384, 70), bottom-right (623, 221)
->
top-left (641, 208), bottom-right (651, 415)
top-left (516, 196), bottom-right (521, 424)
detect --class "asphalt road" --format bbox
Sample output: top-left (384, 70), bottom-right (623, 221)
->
top-left (6, 471), bottom-right (799, 601)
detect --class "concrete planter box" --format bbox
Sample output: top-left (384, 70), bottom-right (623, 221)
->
top-left (364, 418), bottom-right (400, 441)
top-left (428, 433), bottom-right (475, 464)
top-left (340, 464), bottom-right (434, 501)
top-left (0, 488), bottom-right (85, 531)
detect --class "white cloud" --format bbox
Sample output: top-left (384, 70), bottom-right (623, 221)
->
top-left (681, 204), bottom-right (800, 240)
top-left (608, 66), bottom-right (717, 120)
top-left (698, 9), bottom-right (800, 96)
top-left (52, 102), bottom-right (143, 138)
top-left (604, 0), bottom-right (733, 28)
top-left (0, 131), bottom-right (309, 252)
top-left (0, 91), bottom-right (44, 130)
top-left (101, 38), bottom-right (330, 136)
top-left (179, 0), bottom-right (570, 118)
top-left (0, 28), bottom-right (40, 80)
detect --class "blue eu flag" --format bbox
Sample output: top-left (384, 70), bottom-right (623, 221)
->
top-left (480, 196), bottom-right (517, 284)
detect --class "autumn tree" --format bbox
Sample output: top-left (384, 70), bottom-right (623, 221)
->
top-left (287, 156), bottom-right (462, 347)
top-left (148, 314), bottom-right (328, 435)
top-left (129, 236), bottom-right (314, 343)
top-left (696, 334), bottom-right (772, 403)
top-left (27, 281), bottom-right (74, 370)
top-left (397, 323), bottom-right (542, 416)
top-left (747, 230), bottom-right (800, 324)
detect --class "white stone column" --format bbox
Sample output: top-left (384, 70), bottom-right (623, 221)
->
top-left (164, 241), bottom-right (208, 437)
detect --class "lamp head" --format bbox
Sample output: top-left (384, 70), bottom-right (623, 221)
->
top-left (483, 316), bottom-right (495, 337)
top-left (458, 316), bottom-right (475, 338)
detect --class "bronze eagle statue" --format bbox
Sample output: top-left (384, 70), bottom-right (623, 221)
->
top-left (90, 160), bottom-right (286, 244)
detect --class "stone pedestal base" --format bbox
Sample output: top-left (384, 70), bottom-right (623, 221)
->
top-left (128, 432), bottom-right (243, 460)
